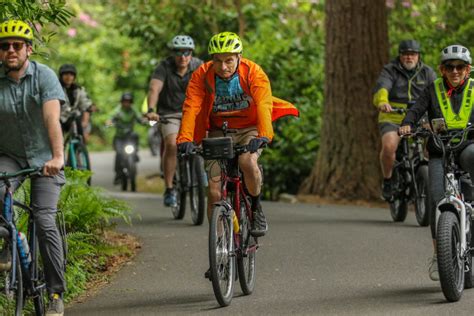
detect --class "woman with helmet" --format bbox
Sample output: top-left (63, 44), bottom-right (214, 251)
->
top-left (400, 44), bottom-right (474, 281)
top-left (58, 63), bottom-right (94, 141)
top-left (0, 20), bottom-right (66, 315)
top-left (145, 35), bottom-right (203, 207)
top-left (176, 31), bottom-right (298, 245)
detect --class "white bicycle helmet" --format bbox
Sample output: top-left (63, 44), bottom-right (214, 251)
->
top-left (441, 45), bottom-right (472, 64)
top-left (168, 35), bottom-right (195, 50)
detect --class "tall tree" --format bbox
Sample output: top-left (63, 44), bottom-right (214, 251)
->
top-left (300, 0), bottom-right (389, 200)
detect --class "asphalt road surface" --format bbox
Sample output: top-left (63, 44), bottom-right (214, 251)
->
top-left (66, 151), bottom-right (474, 315)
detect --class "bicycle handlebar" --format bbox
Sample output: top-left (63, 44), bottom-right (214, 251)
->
top-left (0, 167), bottom-right (42, 180)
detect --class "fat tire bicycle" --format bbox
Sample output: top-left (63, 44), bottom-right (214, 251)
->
top-left (0, 168), bottom-right (67, 315)
top-left (389, 108), bottom-right (430, 226)
top-left (428, 125), bottom-right (474, 302)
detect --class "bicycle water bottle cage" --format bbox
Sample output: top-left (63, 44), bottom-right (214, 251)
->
top-left (202, 137), bottom-right (234, 160)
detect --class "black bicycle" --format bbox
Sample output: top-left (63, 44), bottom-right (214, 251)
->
top-left (389, 108), bottom-right (430, 226)
top-left (0, 168), bottom-right (67, 315)
top-left (158, 117), bottom-right (207, 225)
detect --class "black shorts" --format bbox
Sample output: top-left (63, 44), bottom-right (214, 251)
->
top-left (378, 122), bottom-right (399, 136)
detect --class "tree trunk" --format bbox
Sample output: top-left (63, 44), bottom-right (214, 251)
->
top-left (300, 0), bottom-right (389, 200)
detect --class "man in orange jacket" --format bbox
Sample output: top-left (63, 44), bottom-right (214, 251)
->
top-left (177, 32), bottom-right (297, 239)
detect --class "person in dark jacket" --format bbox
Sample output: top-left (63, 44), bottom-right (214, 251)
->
top-left (373, 40), bottom-right (437, 200)
top-left (400, 44), bottom-right (474, 281)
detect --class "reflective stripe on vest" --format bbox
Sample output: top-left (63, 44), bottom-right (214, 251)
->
top-left (434, 78), bottom-right (474, 129)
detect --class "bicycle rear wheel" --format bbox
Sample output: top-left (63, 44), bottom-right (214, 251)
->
top-left (209, 204), bottom-right (235, 307)
top-left (437, 211), bottom-right (464, 302)
top-left (237, 198), bottom-right (257, 295)
top-left (190, 155), bottom-right (206, 225)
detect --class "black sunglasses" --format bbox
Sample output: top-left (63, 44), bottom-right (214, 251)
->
top-left (0, 41), bottom-right (25, 52)
top-left (174, 50), bottom-right (192, 57)
top-left (444, 63), bottom-right (468, 72)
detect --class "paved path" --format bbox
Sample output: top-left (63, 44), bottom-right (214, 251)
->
top-left (66, 151), bottom-right (474, 315)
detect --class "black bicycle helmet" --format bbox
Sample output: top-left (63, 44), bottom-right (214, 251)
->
top-left (59, 64), bottom-right (77, 76)
top-left (399, 40), bottom-right (421, 54)
top-left (121, 92), bottom-right (134, 102)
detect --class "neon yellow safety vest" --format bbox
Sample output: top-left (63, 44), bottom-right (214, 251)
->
top-left (434, 78), bottom-right (474, 129)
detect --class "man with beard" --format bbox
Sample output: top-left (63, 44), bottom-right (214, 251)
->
top-left (0, 20), bottom-right (66, 315)
top-left (373, 40), bottom-right (437, 200)
top-left (145, 35), bottom-right (202, 207)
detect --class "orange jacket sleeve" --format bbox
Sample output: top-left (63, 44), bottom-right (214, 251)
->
top-left (248, 63), bottom-right (274, 141)
top-left (177, 65), bottom-right (208, 144)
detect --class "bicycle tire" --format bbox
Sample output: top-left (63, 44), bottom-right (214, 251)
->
top-left (0, 246), bottom-right (23, 316)
top-left (190, 155), bottom-right (206, 225)
top-left (389, 168), bottom-right (408, 222)
top-left (32, 237), bottom-right (47, 316)
top-left (73, 142), bottom-right (92, 185)
top-left (415, 165), bottom-right (430, 227)
top-left (437, 211), bottom-right (464, 302)
top-left (171, 159), bottom-right (186, 219)
top-left (128, 155), bottom-right (137, 192)
top-left (237, 197), bottom-right (257, 295)
top-left (465, 219), bottom-right (473, 289)
top-left (209, 204), bottom-right (235, 307)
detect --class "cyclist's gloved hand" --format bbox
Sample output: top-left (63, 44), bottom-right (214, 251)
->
top-left (248, 137), bottom-right (270, 153)
top-left (178, 141), bottom-right (195, 155)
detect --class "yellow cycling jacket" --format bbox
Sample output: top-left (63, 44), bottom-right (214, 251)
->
top-left (177, 58), bottom-right (298, 144)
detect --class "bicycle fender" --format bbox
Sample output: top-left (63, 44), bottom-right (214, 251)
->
top-left (213, 200), bottom-right (233, 215)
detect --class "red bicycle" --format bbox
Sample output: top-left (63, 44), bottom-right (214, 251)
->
top-left (201, 127), bottom-right (262, 307)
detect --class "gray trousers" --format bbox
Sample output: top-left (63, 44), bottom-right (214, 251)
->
top-left (0, 156), bottom-right (66, 294)
top-left (429, 144), bottom-right (474, 239)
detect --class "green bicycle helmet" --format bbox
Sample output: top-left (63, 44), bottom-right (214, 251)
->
top-left (0, 20), bottom-right (33, 42)
top-left (208, 32), bottom-right (243, 55)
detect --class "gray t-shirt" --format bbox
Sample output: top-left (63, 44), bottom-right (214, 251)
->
top-left (151, 56), bottom-right (203, 115)
top-left (0, 61), bottom-right (65, 168)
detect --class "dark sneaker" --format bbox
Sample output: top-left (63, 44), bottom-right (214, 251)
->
top-left (250, 203), bottom-right (268, 237)
top-left (0, 246), bottom-right (11, 271)
top-left (46, 293), bottom-right (64, 316)
top-left (204, 267), bottom-right (211, 281)
top-left (382, 178), bottom-right (393, 201)
top-left (164, 188), bottom-right (177, 207)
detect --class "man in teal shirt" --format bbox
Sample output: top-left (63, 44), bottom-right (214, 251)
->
top-left (0, 20), bottom-right (66, 315)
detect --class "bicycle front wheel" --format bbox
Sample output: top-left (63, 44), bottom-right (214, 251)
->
top-left (437, 211), bottom-right (464, 302)
top-left (0, 247), bottom-right (23, 316)
top-left (209, 204), bottom-right (235, 307)
top-left (171, 159), bottom-right (186, 219)
top-left (190, 155), bottom-right (206, 225)
top-left (415, 165), bottom-right (430, 227)
top-left (237, 198), bottom-right (257, 295)
top-left (389, 168), bottom-right (408, 222)
top-left (74, 142), bottom-right (92, 185)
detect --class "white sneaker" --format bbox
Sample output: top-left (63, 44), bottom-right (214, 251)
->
top-left (428, 255), bottom-right (439, 281)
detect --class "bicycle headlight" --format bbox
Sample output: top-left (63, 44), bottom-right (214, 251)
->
top-left (124, 145), bottom-right (135, 154)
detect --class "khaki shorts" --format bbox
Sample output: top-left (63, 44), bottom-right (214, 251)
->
top-left (205, 127), bottom-right (261, 178)
top-left (160, 114), bottom-right (182, 138)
